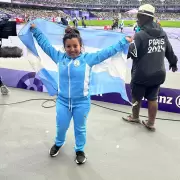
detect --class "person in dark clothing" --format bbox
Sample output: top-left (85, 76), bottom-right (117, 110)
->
top-left (72, 17), bottom-right (78, 28)
top-left (112, 18), bottom-right (118, 30)
top-left (82, 16), bottom-right (86, 28)
top-left (61, 17), bottom-right (68, 26)
top-left (123, 4), bottom-right (178, 131)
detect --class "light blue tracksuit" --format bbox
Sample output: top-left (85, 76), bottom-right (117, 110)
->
top-left (31, 28), bottom-right (128, 152)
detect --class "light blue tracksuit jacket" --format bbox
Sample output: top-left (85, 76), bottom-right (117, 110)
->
top-left (31, 27), bottom-right (128, 152)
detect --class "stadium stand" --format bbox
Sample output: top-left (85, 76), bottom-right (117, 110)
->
top-left (0, 6), bottom-right (180, 21)
top-left (0, 0), bottom-right (179, 21)
top-left (9, 0), bottom-right (180, 14)
top-left (10, 0), bottom-right (180, 5)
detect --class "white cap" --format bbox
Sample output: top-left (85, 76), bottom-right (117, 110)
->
top-left (138, 4), bottom-right (155, 17)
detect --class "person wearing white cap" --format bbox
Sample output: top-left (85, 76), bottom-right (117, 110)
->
top-left (138, 4), bottom-right (155, 17)
top-left (123, 4), bottom-right (178, 131)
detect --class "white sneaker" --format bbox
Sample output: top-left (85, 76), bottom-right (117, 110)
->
top-left (1, 85), bottom-right (9, 95)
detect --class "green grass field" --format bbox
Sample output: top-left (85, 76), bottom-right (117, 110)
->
top-left (70, 20), bottom-right (180, 28)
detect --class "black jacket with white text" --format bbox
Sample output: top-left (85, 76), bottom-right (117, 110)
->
top-left (128, 22), bottom-right (178, 86)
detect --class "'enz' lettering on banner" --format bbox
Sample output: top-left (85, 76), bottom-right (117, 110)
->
top-left (142, 96), bottom-right (173, 105)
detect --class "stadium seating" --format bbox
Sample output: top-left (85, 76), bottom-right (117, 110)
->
top-left (0, 0), bottom-right (179, 21)
top-left (11, 0), bottom-right (180, 5)
top-left (0, 6), bottom-right (180, 21)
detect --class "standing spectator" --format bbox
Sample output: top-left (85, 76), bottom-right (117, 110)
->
top-left (82, 16), bottom-right (86, 28)
top-left (123, 4), bottom-right (178, 131)
top-left (73, 16), bottom-right (78, 28)
top-left (119, 20), bottom-right (124, 33)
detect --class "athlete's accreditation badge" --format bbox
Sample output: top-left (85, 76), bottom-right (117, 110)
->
top-left (74, 60), bottom-right (80, 67)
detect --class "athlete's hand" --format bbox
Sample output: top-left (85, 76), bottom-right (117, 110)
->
top-left (30, 23), bottom-right (36, 29)
top-left (125, 36), bottom-right (133, 43)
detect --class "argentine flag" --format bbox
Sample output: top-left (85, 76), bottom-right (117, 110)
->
top-left (18, 19), bottom-right (131, 104)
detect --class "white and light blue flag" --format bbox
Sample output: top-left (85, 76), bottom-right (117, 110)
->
top-left (18, 19), bottom-right (131, 103)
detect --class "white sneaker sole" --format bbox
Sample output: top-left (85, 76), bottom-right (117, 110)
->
top-left (49, 149), bottom-right (60, 157)
top-left (76, 157), bottom-right (87, 164)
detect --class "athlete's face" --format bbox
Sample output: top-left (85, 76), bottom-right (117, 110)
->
top-left (64, 38), bottom-right (81, 59)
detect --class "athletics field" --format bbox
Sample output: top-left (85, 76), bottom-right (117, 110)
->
top-left (70, 20), bottom-right (180, 28)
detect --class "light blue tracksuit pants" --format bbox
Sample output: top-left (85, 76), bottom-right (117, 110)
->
top-left (55, 95), bottom-right (90, 152)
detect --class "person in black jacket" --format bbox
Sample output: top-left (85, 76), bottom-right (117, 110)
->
top-left (123, 4), bottom-right (178, 131)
